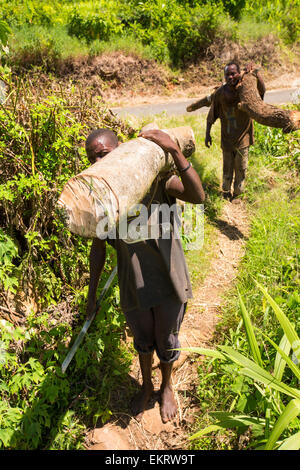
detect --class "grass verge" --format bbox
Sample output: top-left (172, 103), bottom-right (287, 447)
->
top-left (190, 119), bottom-right (300, 450)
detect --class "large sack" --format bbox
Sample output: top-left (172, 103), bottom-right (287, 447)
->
top-left (57, 127), bottom-right (195, 238)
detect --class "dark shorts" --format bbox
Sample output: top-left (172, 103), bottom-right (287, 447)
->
top-left (124, 295), bottom-right (187, 363)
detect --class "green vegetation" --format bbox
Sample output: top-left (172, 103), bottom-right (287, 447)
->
top-left (0, 72), bottom-right (136, 449)
top-left (190, 117), bottom-right (300, 450)
top-left (1, 0), bottom-right (299, 69)
top-left (0, 1), bottom-right (299, 450)
top-left (189, 286), bottom-right (300, 450)
top-left (0, 71), bottom-right (223, 448)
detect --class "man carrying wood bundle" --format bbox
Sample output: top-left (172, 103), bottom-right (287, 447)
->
top-left (85, 128), bottom-right (205, 423)
top-left (204, 61), bottom-right (266, 201)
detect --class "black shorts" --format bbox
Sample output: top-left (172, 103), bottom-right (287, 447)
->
top-left (124, 295), bottom-right (187, 363)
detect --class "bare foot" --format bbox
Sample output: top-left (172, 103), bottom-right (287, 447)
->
top-left (160, 385), bottom-right (177, 423)
top-left (131, 384), bottom-right (154, 421)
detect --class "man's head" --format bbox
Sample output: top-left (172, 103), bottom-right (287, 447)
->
top-left (224, 61), bottom-right (241, 87)
top-left (85, 128), bottom-right (119, 164)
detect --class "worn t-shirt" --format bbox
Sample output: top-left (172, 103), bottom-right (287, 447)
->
top-left (107, 176), bottom-right (193, 313)
top-left (207, 85), bottom-right (254, 151)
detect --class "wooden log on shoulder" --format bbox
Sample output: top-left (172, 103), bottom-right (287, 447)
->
top-left (236, 71), bottom-right (300, 133)
top-left (57, 127), bottom-right (195, 239)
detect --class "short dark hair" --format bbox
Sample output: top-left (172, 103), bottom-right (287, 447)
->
top-left (224, 61), bottom-right (240, 73)
top-left (85, 128), bottom-right (119, 150)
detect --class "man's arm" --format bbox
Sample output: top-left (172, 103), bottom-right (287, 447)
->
top-left (138, 129), bottom-right (205, 204)
top-left (205, 94), bottom-right (219, 148)
top-left (205, 120), bottom-right (213, 148)
top-left (86, 237), bottom-right (106, 320)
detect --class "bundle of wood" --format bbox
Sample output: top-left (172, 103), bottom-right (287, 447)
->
top-left (237, 71), bottom-right (300, 133)
top-left (187, 70), bottom-right (300, 133)
top-left (57, 126), bottom-right (195, 238)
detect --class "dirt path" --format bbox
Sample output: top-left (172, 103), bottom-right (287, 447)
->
top-left (86, 199), bottom-right (250, 451)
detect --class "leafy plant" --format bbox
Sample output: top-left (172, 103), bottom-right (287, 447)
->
top-left (67, 5), bottom-right (124, 43)
top-left (0, 20), bottom-right (11, 46)
top-left (0, 19), bottom-right (11, 66)
top-left (0, 73), bottom-right (135, 306)
top-left (186, 284), bottom-right (300, 449)
top-left (0, 230), bottom-right (19, 293)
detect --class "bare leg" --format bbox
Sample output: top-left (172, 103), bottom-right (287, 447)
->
top-left (160, 362), bottom-right (177, 423)
top-left (131, 352), bottom-right (154, 421)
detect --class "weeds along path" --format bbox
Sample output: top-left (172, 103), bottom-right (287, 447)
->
top-left (86, 199), bottom-right (250, 451)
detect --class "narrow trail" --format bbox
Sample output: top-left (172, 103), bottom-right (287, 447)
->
top-left (86, 199), bottom-right (250, 451)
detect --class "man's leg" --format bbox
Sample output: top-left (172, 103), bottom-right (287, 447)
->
top-left (153, 298), bottom-right (186, 422)
top-left (124, 307), bottom-right (155, 421)
top-left (160, 361), bottom-right (177, 423)
top-left (233, 147), bottom-right (249, 198)
top-left (222, 150), bottom-right (234, 199)
top-left (131, 352), bottom-right (154, 421)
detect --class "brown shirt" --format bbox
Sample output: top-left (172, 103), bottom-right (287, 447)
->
top-left (108, 176), bottom-right (192, 312)
top-left (207, 85), bottom-right (254, 151)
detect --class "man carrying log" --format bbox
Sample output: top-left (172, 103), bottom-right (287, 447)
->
top-left (85, 128), bottom-right (205, 423)
top-left (204, 61), bottom-right (266, 200)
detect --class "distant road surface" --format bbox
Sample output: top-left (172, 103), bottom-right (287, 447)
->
top-left (111, 87), bottom-right (300, 118)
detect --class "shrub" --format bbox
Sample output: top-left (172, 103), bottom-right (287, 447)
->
top-left (0, 73), bottom-right (135, 306)
top-left (67, 5), bottom-right (123, 43)
top-left (0, 72), bottom-right (135, 450)
top-left (244, 0), bottom-right (300, 44)
top-left (165, 3), bottom-right (232, 66)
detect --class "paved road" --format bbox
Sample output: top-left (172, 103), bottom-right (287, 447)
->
top-left (111, 87), bottom-right (300, 118)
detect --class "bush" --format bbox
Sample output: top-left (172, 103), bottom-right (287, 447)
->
top-left (165, 3), bottom-right (232, 66)
top-left (0, 73), bottom-right (135, 306)
top-left (0, 0), bottom-right (62, 27)
top-left (67, 6), bottom-right (124, 43)
top-left (2, 0), bottom-right (299, 69)
top-left (244, 0), bottom-right (300, 44)
top-left (0, 73), bottom-right (135, 450)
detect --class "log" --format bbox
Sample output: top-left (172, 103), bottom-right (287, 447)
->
top-left (57, 127), bottom-right (195, 239)
top-left (236, 71), bottom-right (300, 133)
top-left (186, 94), bottom-right (213, 112)
top-left (186, 86), bottom-right (219, 112)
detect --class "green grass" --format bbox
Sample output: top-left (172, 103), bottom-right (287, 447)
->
top-left (9, 24), bottom-right (158, 66)
top-left (3, 0), bottom-right (298, 71)
top-left (190, 118), bottom-right (300, 450)
top-left (236, 14), bottom-right (276, 43)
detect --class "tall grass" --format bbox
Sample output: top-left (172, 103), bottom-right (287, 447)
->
top-left (10, 25), bottom-right (90, 67)
top-left (191, 116), bottom-right (300, 450)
